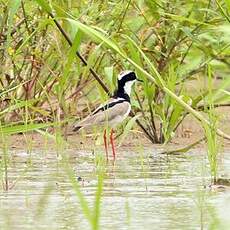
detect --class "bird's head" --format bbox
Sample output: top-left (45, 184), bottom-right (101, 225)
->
top-left (117, 70), bottom-right (142, 97)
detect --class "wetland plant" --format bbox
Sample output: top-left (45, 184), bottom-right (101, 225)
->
top-left (1, 0), bottom-right (230, 145)
top-left (1, 1), bottom-right (230, 228)
top-left (62, 151), bottom-right (104, 230)
top-left (202, 66), bottom-right (220, 184)
top-left (0, 130), bottom-right (9, 191)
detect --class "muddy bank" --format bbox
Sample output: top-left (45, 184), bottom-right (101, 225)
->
top-left (1, 112), bottom-right (230, 152)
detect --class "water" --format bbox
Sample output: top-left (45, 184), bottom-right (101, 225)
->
top-left (0, 147), bottom-right (230, 229)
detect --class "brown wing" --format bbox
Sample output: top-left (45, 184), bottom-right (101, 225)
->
top-left (74, 100), bottom-right (130, 129)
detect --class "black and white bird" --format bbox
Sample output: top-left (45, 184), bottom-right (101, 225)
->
top-left (73, 70), bottom-right (142, 161)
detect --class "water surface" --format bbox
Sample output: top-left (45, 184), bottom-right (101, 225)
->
top-left (0, 147), bottom-right (230, 229)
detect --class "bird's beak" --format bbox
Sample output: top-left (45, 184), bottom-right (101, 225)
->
top-left (136, 78), bottom-right (143, 82)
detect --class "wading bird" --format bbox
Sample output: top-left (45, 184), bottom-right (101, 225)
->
top-left (73, 71), bottom-right (142, 161)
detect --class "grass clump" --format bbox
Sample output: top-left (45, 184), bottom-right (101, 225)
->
top-left (0, 0), bottom-right (230, 145)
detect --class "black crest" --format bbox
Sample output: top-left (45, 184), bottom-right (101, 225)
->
top-left (113, 71), bottom-right (136, 100)
top-left (118, 71), bottom-right (136, 86)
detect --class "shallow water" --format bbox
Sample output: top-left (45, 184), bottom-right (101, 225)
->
top-left (0, 147), bottom-right (230, 229)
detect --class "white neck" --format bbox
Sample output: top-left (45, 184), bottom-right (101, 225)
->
top-left (123, 81), bottom-right (135, 96)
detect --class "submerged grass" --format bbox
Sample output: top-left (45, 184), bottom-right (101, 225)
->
top-left (203, 65), bottom-right (220, 183)
top-left (53, 129), bottom-right (105, 230)
top-left (61, 149), bottom-right (104, 230)
top-left (0, 131), bottom-right (9, 191)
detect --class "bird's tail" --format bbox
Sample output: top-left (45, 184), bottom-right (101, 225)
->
top-left (73, 115), bottom-right (91, 132)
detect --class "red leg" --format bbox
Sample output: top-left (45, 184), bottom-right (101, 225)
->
top-left (103, 129), bottom-right (108, 161)
top-left (110, 128), bottom-right (116, 161)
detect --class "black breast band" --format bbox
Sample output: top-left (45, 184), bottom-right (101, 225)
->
top-left (92, 98), bottom-right (129, 115)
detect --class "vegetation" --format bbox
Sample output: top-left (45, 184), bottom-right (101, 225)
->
top-left (0, 0), bottom-right (230, 229)
top-left (0, 0), bottom-right (229, 144)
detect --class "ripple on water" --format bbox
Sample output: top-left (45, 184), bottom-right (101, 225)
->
top-left (0, 148), bottom-right (230, 229)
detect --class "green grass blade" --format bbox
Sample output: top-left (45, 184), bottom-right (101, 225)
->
top-left (118, 114), bottom-right (141, 147)
top-left (0, 122), bottom-right (55, 135)
top-left (93, 173), bottom-right (103, 230)
top-left (66, 19), bottom-right (127, 58)
top-left (224, 0), bottom-right (230, 10)
top-left (0, 99), bottom-right (39, 117)
top-left (58, 29), bottom-right (82, 99)
top-left (34, 0), bottom-right (52, 13)
top-left (216, 0), bottom-right (230, 23)
top-left (6, 0), bottom-right (21, 50)
top-left (0, 81), bottom-right (29, 97)
top-left (63, 161), bottom-right (93, 226)
top-left (162, 12), bottom-right (210, 25)
top-left (14, 19), bottom-right (51, 56)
